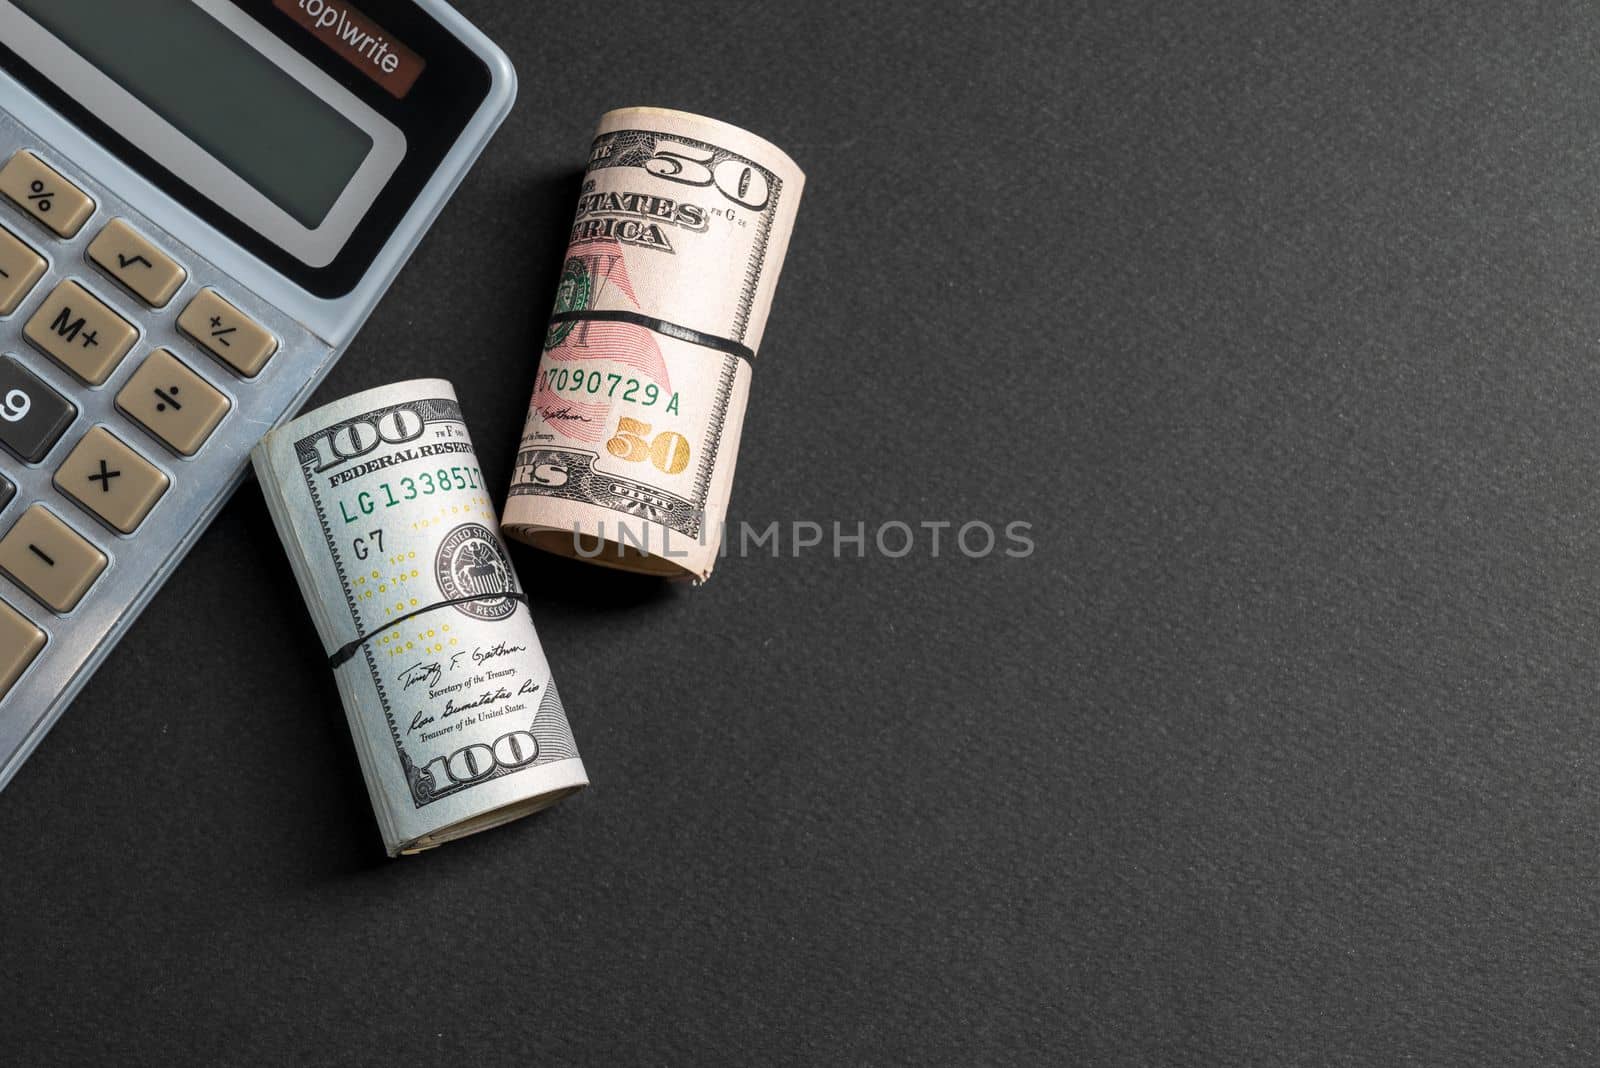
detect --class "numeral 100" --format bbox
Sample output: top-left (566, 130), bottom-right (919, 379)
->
top-left (308, 407), bottom-right (425, 472)
top-left (421, 730), bottom-right (540, 794)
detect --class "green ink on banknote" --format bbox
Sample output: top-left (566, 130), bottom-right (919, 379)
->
top-left (544, 257), bottom-right (591, 350)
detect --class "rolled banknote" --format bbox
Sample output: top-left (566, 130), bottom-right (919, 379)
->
top-left (252, 380), bottom-right (587, 856)
top-left (502, 107), bottom-right (805, 581)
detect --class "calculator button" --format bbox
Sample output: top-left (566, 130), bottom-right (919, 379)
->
top-left (178, 289), bottom-right (276, 376)
top-left (0, 595), bottom-right (45, 699)
top-left (0, 152), bottom-right (94, 238)
top-left (55, 427), bottom-right (169, 534)
top-left (0, 473), bottom-right (12, 512)
top-left (0, 227), bottom-right (46, 316)
top-left (0, 506), bottom-right (106, 613)
top-left (24, 280), bottom-right (138, 385)
top-left (116, 349), bottom-right (230, 456)
top-left (0, 355), bottom-right (76, 463)
top-left (87, 220), bottom-right (187, 308)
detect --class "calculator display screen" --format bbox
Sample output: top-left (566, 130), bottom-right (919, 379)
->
top-left (0, 0), bottom-right (490, 295)
top-left (11, 0), bottom-right (372, 228)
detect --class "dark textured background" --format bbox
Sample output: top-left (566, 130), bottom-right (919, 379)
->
top-left (9, 1), bottom-right (1600, 1064)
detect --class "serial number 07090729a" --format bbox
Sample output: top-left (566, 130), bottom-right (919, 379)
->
top-left (539, 367), bottom-right (681, 413)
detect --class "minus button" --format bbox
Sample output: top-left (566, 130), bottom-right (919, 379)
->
top-left (0, 505), bottom-right (106, 613)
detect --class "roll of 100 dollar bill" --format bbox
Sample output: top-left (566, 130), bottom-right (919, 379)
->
top-left (503, 107), bottom-right (805, 581)
top-left (253, 380), bottom-right (586, 856)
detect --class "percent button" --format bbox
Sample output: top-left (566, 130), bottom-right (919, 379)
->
top-left (0, 151), bottom-right (94, 238)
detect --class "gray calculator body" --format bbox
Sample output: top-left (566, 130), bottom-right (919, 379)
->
top-left (0, 0), bottom-right (514, 791)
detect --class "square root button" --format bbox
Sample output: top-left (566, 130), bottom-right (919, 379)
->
top-left (88, 219), bottom-right (187, 308)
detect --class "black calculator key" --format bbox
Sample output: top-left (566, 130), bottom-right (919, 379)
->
top-left (0, 472), bottom-right (12, 512)
top-left (0, 355), bottom-right (76, 463)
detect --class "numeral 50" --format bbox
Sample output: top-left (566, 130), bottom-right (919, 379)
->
top-left (606, 417), bottom-right (690, 475)
top-left (645, 140), bottom-right (771, 210)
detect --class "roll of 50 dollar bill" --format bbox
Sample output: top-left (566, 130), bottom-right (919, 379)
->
top-left (503, 107), bottom-right (805, 581)
top-left (253, 380), bottom-right (586, 856)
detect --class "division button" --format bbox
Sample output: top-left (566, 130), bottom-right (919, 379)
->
top-left (0, 505), bottom-right (106, 613)
top-left (0, 355), bottom-right (77, 463)
top-left (55, 426), bottom-right (169, 534)
top-left (23, 280), bottom-right (138, 385)
top-left (115, 349), bottom-right (230, 456)
top-left (0, 594), bottom-right (45, 699)
top-left (87, 219), bottom-right (187, 307)
top-left (0, 226), bottom-right (46, 316)
top-left (177, 289), bottom-right (276, 376)
top-left (0, 151), bottom-right (95, 238)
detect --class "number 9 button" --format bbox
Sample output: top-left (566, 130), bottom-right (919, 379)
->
top-left (0, 354), bottom-right (76, 463)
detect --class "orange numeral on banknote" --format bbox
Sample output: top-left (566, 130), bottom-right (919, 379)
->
top-left (606, 417), bottom-right (691, 475)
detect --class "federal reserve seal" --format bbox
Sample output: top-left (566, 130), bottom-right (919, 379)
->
top-left (544, 256), bottom-right (592, 350)
top-left (435, 523), bottom-right (518, 620)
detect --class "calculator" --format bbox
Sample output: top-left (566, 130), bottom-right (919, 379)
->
top-left (0, 0), bottom-right (514, 791)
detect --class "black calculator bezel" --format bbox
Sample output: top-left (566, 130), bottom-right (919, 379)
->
top-left (0, 0), bottom-right (492, 299)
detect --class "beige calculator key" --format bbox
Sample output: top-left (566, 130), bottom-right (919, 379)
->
top-left (87, 219), bottom-right (187, 307)
top-left (55, 427), bottom-right (169, 534)
top-left (24, 280), bottom-right (139, 385)
top-left (178, 288), bottom-right (276, 376)
top-left (0, 151), bottom-right (94, 238)
top-left (0, 226), bottom-right (46, 315)
top-left (0, 505), bottom-right (106, 613)
top-left (0, 595), bottom-right (45, 698)
top-left (116, 349), bottom-right (230, 456)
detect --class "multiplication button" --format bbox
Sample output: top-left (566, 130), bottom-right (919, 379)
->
top-left (55, 427), bottom-right (169, 534)
top-left (0, 152), bottom-right (94, 238)
top-left (178, 289), bottom-right (276, 376)
top-left (0, 355), bottom-right (77, 463)
top-left (116, 349), bottom-right (230, 456)
top-left (23, 280), bottom-right (138, 385)
top-left (0, 505), bottom-right (106, 613)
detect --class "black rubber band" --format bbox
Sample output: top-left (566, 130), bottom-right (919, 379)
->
top-left (327, 592), bottom-right (528, 669)
top-left (548, 309), bottom-right (756, 362)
